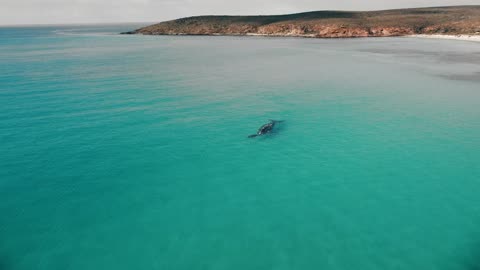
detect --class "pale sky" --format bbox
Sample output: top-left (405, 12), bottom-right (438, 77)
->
top-left (1, 0), bottom-right (478, 25)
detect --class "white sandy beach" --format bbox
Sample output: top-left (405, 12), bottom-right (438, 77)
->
top-left (409, 34), bottom-right (480, 42)
top-left (244, 33), bottom-right (480, 41)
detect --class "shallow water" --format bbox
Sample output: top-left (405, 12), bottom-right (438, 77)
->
top-left (1, 25), bottom-right (480, 270)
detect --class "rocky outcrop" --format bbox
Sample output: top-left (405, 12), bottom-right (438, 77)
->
top-left (123, 6), bottom-right (480, 38)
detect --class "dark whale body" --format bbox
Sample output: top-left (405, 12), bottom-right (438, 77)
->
top-left (248, 120), bottom-right (284, 138)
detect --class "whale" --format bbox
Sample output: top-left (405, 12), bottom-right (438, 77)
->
top-left (248, 120), bottom-right (284, 138)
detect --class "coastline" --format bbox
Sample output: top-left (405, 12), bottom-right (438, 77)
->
top-left (409, 34), bottom-right (480, 42)
top-left (129, 6), bottom-right (480, 41)
top-left (127, 32), bottom-right (480, 42)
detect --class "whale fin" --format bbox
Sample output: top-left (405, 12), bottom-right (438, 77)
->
top-left (248, 134), bottom-right (258, 138)
top-left (269, 119), bottom-right (284, 123)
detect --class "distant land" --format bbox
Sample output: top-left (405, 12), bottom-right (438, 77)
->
top-left (122, 6), bottom-right (480, 38)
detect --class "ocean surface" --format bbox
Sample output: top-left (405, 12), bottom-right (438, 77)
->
top-left (1, 24), bottom-right (480, 270)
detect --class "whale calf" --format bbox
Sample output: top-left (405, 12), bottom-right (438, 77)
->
top-left (248, 120), bottom-right (284, 138)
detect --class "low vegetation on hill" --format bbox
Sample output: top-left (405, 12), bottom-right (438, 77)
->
top-left (123, 6), bottom-right (480, 38)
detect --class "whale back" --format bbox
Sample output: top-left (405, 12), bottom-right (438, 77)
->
top-left (248, 119), bottom-right (284, 138)
top-left (257, 122), bottom-right (275, 135)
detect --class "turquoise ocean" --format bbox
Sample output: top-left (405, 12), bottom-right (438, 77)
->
top-left (1, 24), bottom-right (480, 269)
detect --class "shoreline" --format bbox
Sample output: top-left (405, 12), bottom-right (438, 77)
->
top-left (408, 34), bottom-right (480, 42)
top-left (128, 32), bottom-right (480, 42)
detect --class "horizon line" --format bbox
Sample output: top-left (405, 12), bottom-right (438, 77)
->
top-left (1, 4), bottom-right (478, 27)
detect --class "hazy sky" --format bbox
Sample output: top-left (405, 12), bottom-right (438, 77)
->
top-left (1, 0), bottom-right (478, 25)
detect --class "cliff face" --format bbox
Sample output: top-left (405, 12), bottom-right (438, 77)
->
top-left (125, 6), bottom-right (480, 38)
